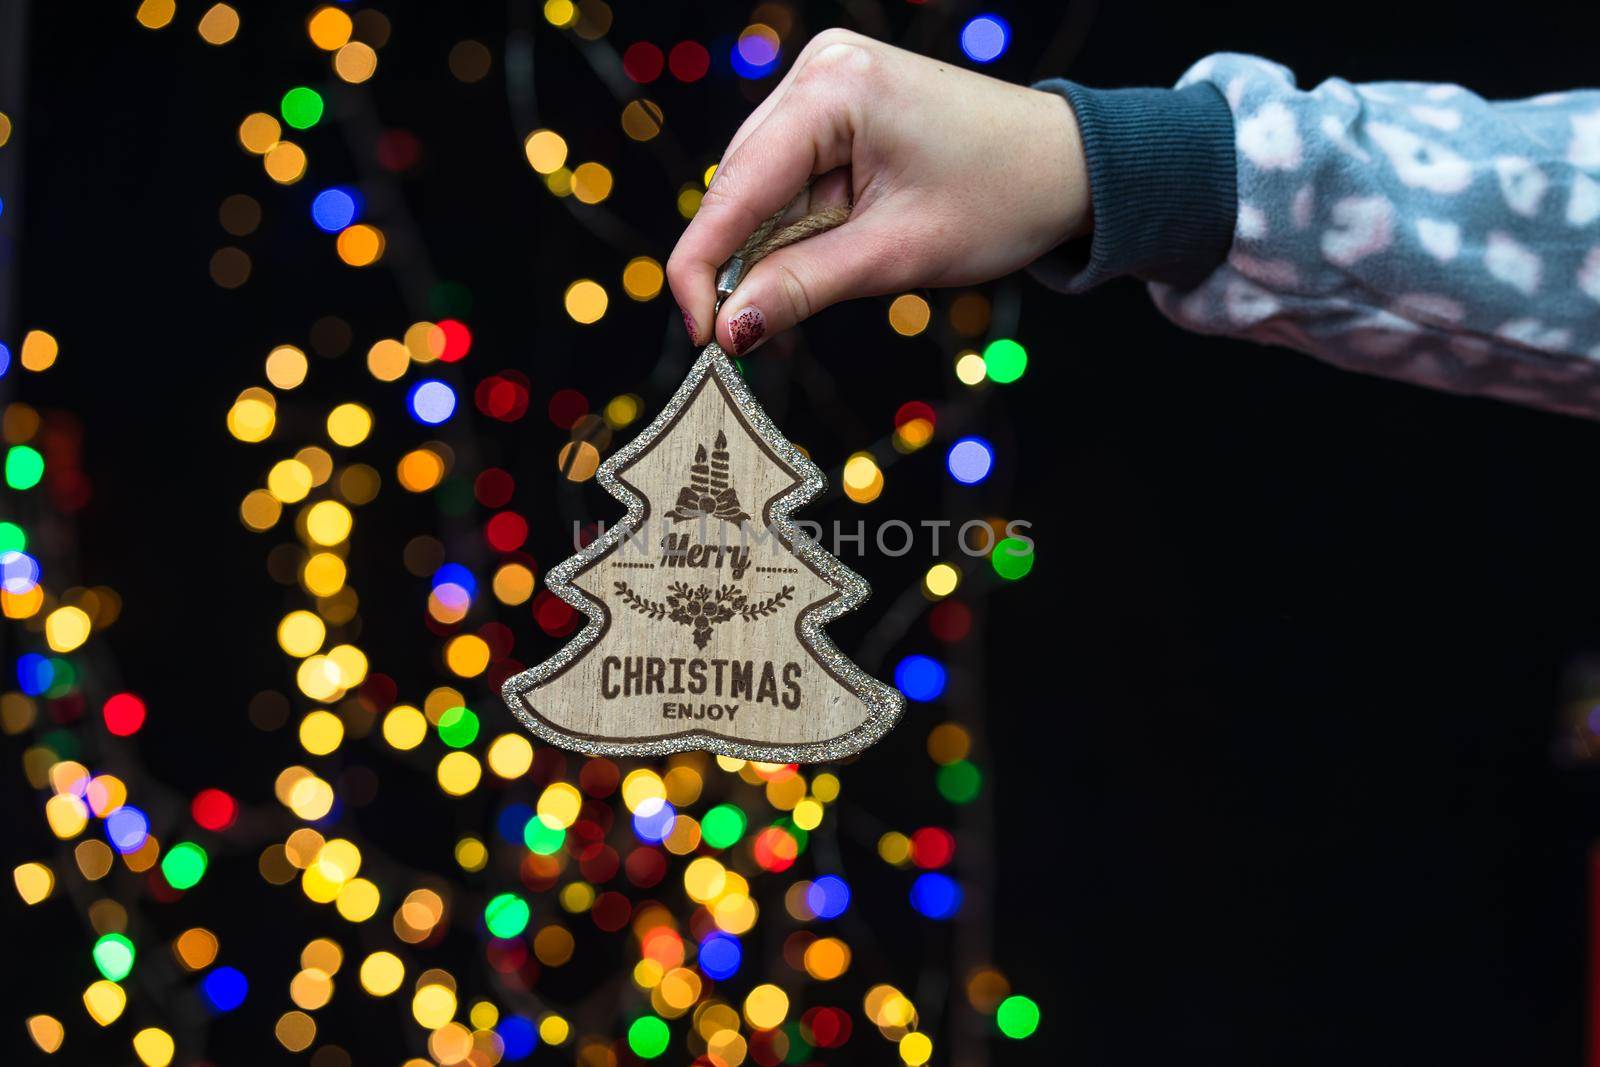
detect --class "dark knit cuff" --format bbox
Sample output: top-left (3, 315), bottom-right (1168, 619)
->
top-left (1028, 79), bottom-right (1237, 293)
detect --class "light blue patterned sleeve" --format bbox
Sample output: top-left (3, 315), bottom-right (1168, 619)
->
top-left (1151, 53), bottom-right (1600, 418)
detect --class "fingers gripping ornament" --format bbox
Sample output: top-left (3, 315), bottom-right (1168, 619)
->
top-left (502, 202), bottom-right (904, 763)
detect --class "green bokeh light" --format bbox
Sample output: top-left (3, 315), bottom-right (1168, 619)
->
top-left (996, 994), bottom-right (1040, 1039)
top-left (437, 706), bottom-right (480, 748)
top-left (92, 933), bottom-right (135, 981)
top-left (484, 892), bottom-right (531, 939)
top-left (161, 842), bottom-right (209, 890)
top-left (700, 804), bottom-right (746, 849)
top-left (6, 445), bottom-right (44, 490)
top-left (627, 1015), bottom-right (671, 1059)
top-left (523, 814), bottom-right (566, 855)
top-left (982, 338), bottom-right (1027, 384)
top-left (991, 537), bottom-right (1034, 581)
top-left (0, 521), bottom-right (26, 553)
top-left (936, 759), bottom-right (983, 804)
top-left (280, 86), bottom-right (325, 129)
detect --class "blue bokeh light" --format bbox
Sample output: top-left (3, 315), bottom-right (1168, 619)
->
top-left (408, 379), bottom-right (457, 424)
top-left (959, 15), bottom-right (1011, 64)
top-left (910, 872), bottom-right (964, 919)
top-left (431, 562), bottom-right (477, 597)
top-left (894, 655), bottom-right (948, 702)
top-left (1, 549), bottom-right (40, 593)
top-left (497, 802), bottom-right (533, 843)
top-left (946, 436), bottom-right (995, 485)
top-left (310, 186), bottom-right (361, 233)
top-left (499, 1015), bottom-right (539, 1059)
top-left (730, 30), bottom-right (780, 79)
top-left (806, 875), bottom-right (851, 919)
top-left (698, 932), bottom-right (742, 980)
top-left (16, 653), bottom-right (51, 696)
top-left (0, 341), bottom-right (10, 377)
top-left (105, 805), bottom-right (150, 854)
top-left (202, 966), bottom-right (249, 1012)
top-left (632, 796), bottom-right (677, 843)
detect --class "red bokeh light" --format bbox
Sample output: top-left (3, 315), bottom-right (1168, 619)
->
top-left (928, 599), bottom-right (972, 642)
top-left (436, 319), bottom-right (472, 362)
top-left (377, 129), bottom-right (421, 172)
top-left (474, 468), bottom-right (515, 508)
top-left (475, 372), bottom-right (531, 422)
top-left (910, 826), bottom-right (956, 869)
top-left (547, 388), bottom-right (589, 429)
top-left (752, 826), bottom-right (799, 872)
top-left (622, 41), bottom-right (665, 83)
top-left (669, 41), bottom-right (711, 82)
top-left (103, 692), bottom-right (146, 736)
top-left (533, 590), bottom-right (578, 637)
top-left (894, 400), bottom-right (936, 429)
top-left (191, 788), bottom-right (238, 831)
top-left (486, 511), bottom-right (529, 552)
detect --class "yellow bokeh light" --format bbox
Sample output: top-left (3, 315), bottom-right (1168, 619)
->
top-left (437, 751), bottom-right (482, 796)
top-left (622, 256), bottom-right (664, 301)
top-left (899, 1032), bottom-right (933, 1065)
top-left (546, 167), bottom-right (574, 197)
top-left (20, 330), bottom-right (59, 372)
top-left (533, 925), bottom-right (575, 966)
top-left (264, 141), bottom-right (308, 184)
top-left (412, 982), bottom-right (457, 1029)
top-left (404, 321), bottom-right (446, 362)
top-left (136, 0), bottom-right (176, 30)
top-left (360, 951), bottom-right (405, 995)
top-left (327, 644), bottom-right (368, 688)
top-left (888, 293), bottom-right (931, 336)
top-left (456, 836), bottom-right (488, 872)
top-left (842, 452), bottom-right (884, 504)
top-left (302, 552), bottom-right (347, 597)
top-left (13, 862), bottom-right (54, 905)
top-left (604, 394), bottom-right (640, 428)
top-left (539, 1014), bottom-right (571, 1045)
top-left (239, 112), bottom-right (281, 155)
top-left (265, 344), bottom-right (309, 389)
top-left (571, 162), bottom-right (614, 204)
top-left (744, 984), bottom-right (789, 1030)
top-left (543, 0), bottom-right (577, 27)
top-left (268, 459), bottom-right (313, 503)
top-left (683, 857), bottom-right (726, 903)
top-left (486, 733), bottom-right (534, 778)
top-left (305, 500), bottom-right (353, 545)
top-left (878, 831), bottom-right (911, 866)
top-left (558, 440), bottom-right (601, 482)
top-left (326, 403), bottom-right (372, 447)
top-left (676, 185), bottom-right (703, 219)
top-left (336, 877), bottom-right (380, 921)
top-left (382, 705), bottom-right (427, 750)
top-left (923, 563), bottom-right (960, 598)
top-left (537, 782), bottom-right (582, 828)
top-left (132, 1027), bottom-right (175, 1067)
top-left (523, 129), bottom-right (568, 175)
top-left (45, 606), bottom-right (91, 653)
top-left (564, 279), bottom-right (608, 324)
top-left (336, 224), bottom-right (385, 267)
top-left (954, 350), bottom-right (987, 386)
top-left (306, 5), bottom-right (353, 50)
top-left (227, 396), bottom-right (276, 443)
top-left (83, 980), bottom-right (127, 1026)
top-left (45, 794), bottom-right (88, 839)
top-left (444, 634), bottom-right (490, 677)
top-left (299, 710), bottom-right (345, 756)
top-left (3, 585), bottom-right (43, 619)
top-left (334, 41), bottom-right (379, 83)
top-left (367, 339), bottom-right (409, 381)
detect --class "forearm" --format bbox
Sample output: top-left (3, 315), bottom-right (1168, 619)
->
top-left (1036, 54), bottom-right (1600, 419)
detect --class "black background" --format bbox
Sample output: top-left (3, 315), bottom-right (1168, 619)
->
top-left (6, 1), bottom-right (1600, 1063)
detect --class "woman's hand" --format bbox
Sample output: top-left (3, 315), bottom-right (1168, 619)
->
top-left (666, 29), bottom-right (1090, 355)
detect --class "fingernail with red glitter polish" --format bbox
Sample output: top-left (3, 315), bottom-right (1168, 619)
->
top-left (728, 307), bottom-right (765, 355)
top-left (679, 306), bottom-right (697, 343)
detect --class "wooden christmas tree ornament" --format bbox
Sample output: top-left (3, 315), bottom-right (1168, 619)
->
top-left (502, 205), bottom-right (904, 763)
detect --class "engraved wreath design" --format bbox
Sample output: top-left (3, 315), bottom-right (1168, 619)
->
top-left (614, 580), bottom-right (795, 649)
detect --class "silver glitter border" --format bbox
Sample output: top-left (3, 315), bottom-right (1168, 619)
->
top-left (500, 343), bottom-right (906, 763)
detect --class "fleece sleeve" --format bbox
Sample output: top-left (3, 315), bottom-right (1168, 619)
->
top-left (1034, 54), bottom-right (1600, 419)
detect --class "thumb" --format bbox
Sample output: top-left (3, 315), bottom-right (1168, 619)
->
top-left (714, 217), bottom-right (905, 356)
